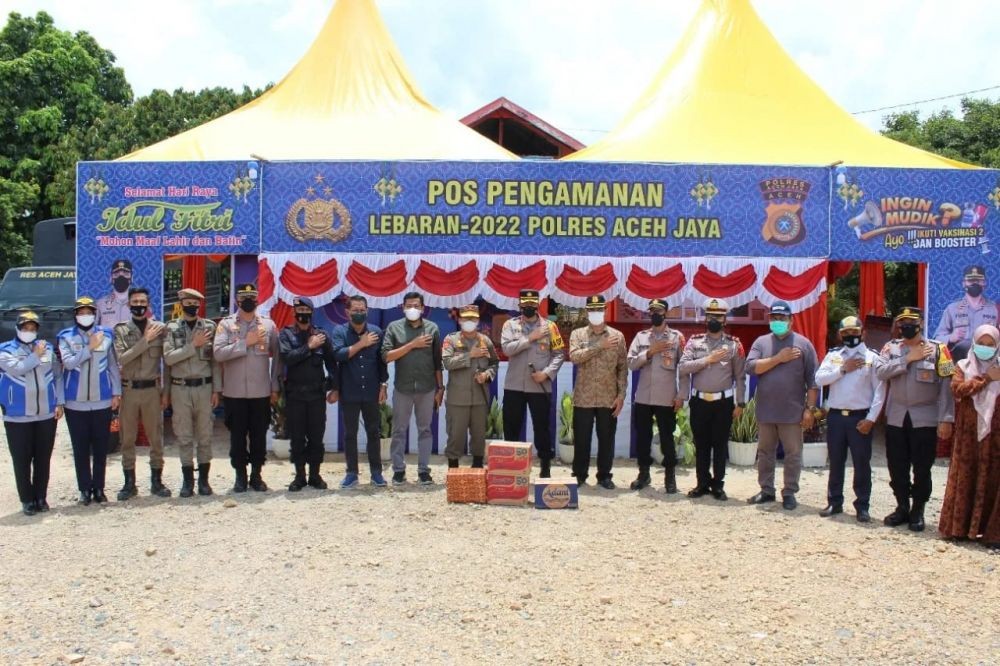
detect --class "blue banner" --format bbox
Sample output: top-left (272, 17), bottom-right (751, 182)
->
top-left (261, 161), bottom-right (831, 257)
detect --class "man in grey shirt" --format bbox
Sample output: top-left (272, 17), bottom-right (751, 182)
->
top-left (382, 292), bottom-right (443, 486)
top-left (745, 300), bottom-right (819, 510)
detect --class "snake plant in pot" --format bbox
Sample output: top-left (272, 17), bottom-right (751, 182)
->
top-left (558, 391), bottom-right (574, 464)
top-left (728, 396), bottom-right (758, 466)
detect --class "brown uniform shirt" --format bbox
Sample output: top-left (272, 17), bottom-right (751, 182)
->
top-left (164, 318), bottom-right (222, 386)
top-left (442, 331), bottom-right (499, 407)
top-left (874, 338), bottom-right (955, 428)
top-left (212, 313), bottom-right (281, 399)
top-left (627, 326), bottom-right (686, 405)
top-left (113, 319), bottom-right (165, 394)
top-left (568, 325), bottom-right (627, 409)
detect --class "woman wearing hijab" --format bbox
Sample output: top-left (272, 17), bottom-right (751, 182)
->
top-left (938, 324), bottom-right (1000, 546)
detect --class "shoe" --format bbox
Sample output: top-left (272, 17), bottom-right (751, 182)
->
top-left (883, 505), bottom-right (909, 527)
top-left (340, 473), bottom-right (359, 490)
top-left (630, 472), bottom-right (651, 491)
top-left (598, 479), bottom-right (616, 490)
top-left (307, 464), bottom-right (328, 490)
top-left (908, 501), bottom-right (926, 532)
top-left (179, 466), bottom-right (195, 498)
top-left (782, 495), bottom-right (798, 510)
top-left (36, 499), bottom-right (50, 512)
top-left (819, 504), bottom-right (843, 517)
top-left (687, 486), bottom-right (710, 498)
top-left (392, 471), bottom-right (406, 486)
top-left (747, 492), bottom-right (776, 505)
top-left (371, 472), bottom-right (388, 488)
top-left (117, 468), bottom-right (138, 501)
top-left (856, 509), bottom-right (872, 523)
top-left (233, 467), bottom-right (248, 493)
top-left (472, 456), bottom-right (484, 469)
top-left (447, 458), bottom-right (460, 469)
top-left (540, 459), bottom-right (551, 478)
top-left (21, 502), bottom-right (36, 516)
top-left (418, 472), bottom-right (434, 486)
top-left (288, 464), bottom-right (307, 492)
top-left (150, 467), bottom-right (172, 498)
top-left (664, 468), bottom-right (678, 494)
top-left (197, 463), bottom-right (213, 496)
top-left (92, 490), bottom-right (108, 504)
top-left (575, 477), bottom-right (587, 486)
top-left (249, 464), bottom-right (268, 492)
top-left (78, 491), bottom-right (92, 506)
top-left (712, 489), bottom-right (728, 502)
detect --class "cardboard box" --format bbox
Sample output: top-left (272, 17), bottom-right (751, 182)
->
top-left (534, 478), bottom-right (579, 509)
top-left (486, 470), bottom-right (531, 505)
top-left (486, 440), bottom-right (532, 473)
top-left (446, 468), bottom-right (487, 504)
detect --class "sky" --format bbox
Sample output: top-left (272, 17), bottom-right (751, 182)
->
top-left (2, 0), bottom-right (998, 146)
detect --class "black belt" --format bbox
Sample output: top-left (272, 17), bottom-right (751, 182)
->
top-left (171, 377), bottom-right (213, 387)
top-left (124, 379), bottom-right (157, 389)
top-left (829, 408), bottom-right (868, 417)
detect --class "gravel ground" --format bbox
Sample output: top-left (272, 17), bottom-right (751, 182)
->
top-left (1, 420), bottom-right (998, 666)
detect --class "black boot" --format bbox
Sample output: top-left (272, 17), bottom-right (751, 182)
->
top-left (664, 466), bottom-right (678, 494)
top-left (78, 490), bottom-right (92, 505)
top-left (540, 459), bottom-right (551, 478)
top-left (233, 466), bottom-right (248, 493)
top-left (288, 463), bottom-right (308, 491)
top-left (308, 463), bottom-right (328, 490)
top-left (447, 458), bottom-right (460, 469)
top-left (197, 463), bottom-right (213, 496)
top-left (150, 467), bottom-right (172, 498)
top-left (908, 501), bottom-right (926, 532)
top-left (630, 470), bottom-right (651, 491)
top-left (883, 498), bottom-right (910, 527)
top-left (179, 466), bottom-right (195, 498)
top-left (117, 468), bottom-right (138, 501)
top-left (249, 464), bottom-right (268, 492)
top-left (472, 456), bottom-right (484, 469)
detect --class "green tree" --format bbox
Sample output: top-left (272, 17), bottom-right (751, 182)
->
top-left (881, 98), bottom-right (1000, 168)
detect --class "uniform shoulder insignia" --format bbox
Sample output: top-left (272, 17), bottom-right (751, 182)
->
top-left (690, 333), bottom-right (705, 339)
top-left (879, 341), bottom-right (894, 355)
top-left (549, 325), bottom-right (565, 351)
top-left (936, 343), bottom-right (954, 377)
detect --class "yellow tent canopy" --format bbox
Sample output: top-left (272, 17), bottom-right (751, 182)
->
top-left (568, 0), bottom-right (972, 168)
top-left (122, 0), bottom-right (513, 161)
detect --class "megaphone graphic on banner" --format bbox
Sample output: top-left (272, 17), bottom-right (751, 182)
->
top-left (848, 201), bottom-right (882, 238)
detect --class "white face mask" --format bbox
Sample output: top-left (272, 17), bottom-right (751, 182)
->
top-left (17, 330), bottom-right (37, 344)
top-left (588, 312), bottom-right (605, 326)
top-left (460, 320), bottom-right (478, 333)
top-left (404, 307), bottom-right (422, 322)
top-left (76, 314), bottom-right (96, 328)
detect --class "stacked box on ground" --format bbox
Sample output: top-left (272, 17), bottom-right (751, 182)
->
top-left (446, 468), bottom-right (487, 504)
top-left (486, 440), bottom-right (532, 473)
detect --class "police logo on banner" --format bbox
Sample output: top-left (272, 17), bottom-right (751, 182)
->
top-left (759, 177), bottom-right (810, 246)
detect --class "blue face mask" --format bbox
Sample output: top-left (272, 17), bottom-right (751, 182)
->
top-left (973, 344), bottom-right (997, 361)
top-left (769, 321), bottom-right (790, 336)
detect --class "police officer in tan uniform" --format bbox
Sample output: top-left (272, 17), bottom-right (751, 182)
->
top-left (679, 298), bottom-right (746, 501)
top-left (213, 283), bottom-right (281, 492)
top-left (164, 288), bottom-right (221, 497)
top-left (442, 305), bottom-right (500, 468)
top-left (113, 286), bottom-right (170, 500)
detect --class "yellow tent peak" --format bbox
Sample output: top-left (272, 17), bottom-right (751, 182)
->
top-left (121, 0), bottom-right (513, 161)
top-left (567, 0), bottom-right (973, 168)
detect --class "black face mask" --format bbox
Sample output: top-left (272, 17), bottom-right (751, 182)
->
top-left (899, 324), bottom-right (920, 340)
top-left (114, 276), bottom-right (130, 293)
top-left (650, 313), bottom-right (665, 327)
top-left (182, 305), bottom-right (199, 317)
top-left (706, 319), bottom-right (723, 334)
top-left (966, 284), bottom-right (984, 297)
top-left (350, 312), bottom-right (367, 325)
top-left (130, 305), bottom-right (147, 318)
top-left (521, 306), bottom-right (537, 319)
top-left (842, 335), bottom-right (862, 348)
top-left (239, 299), bottom-right (257, 313)
top-left (295, 313), bottom-right (312, 325)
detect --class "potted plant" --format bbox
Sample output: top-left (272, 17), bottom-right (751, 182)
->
top-left (558, 391), bottom-right (574, 464)
top-left (802, 407), bottom-right (829, 468)
top-left (485, 396), bottom-right (503, 440)
top-left (268, 388), bottom-right (291, 459)
top-left (379, 401), bottom-right (393, 462)
top-left (728, 396), bottom-right (758, 466)
top-left (651, 404), bottom-right (695, 466)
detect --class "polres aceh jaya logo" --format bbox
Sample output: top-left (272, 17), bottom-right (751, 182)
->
top-left (759, 177), bottom-right (811, 246)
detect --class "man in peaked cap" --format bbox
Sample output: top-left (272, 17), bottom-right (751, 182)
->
top-left (934, 264), bottom-right (998, 362)
top-left (97, 259), bottom-right (134, 328)
top-left (679, 297), bottom-right (746, 501)
top-left (569, 295), bottom-right (627, 489)
top-left (500, 289), bottom-right (564, 478)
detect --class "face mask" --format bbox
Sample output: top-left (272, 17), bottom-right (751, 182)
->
top-left (588, 312), bottom-right (605, 326)
top-left (706, 319), bottom-right (723, 334)
top-left (650, 313), bottom-right (665, 327)
top-left (404, 307), bottom-right (422, 322)
top-left (899, 323), bottom-right (920, 340)
top-left (295, 312), bottom-right (312, 325)
top-left (520, 306), bottom-right (537, 319)
top-left (239, 299), bottom-right (257, 313)
top-left (113, 276), bottom-right (130, 293)
top-left (460, 320), bottom-right (478, 333)
top-left (769, 321), bottom-right (790, 336)
top-left (350, 312), bottom-right (367, 325)
top-left (130, 305), bottom-right (147, 318)
top-left (842, 335), bottom-right (862, 348)
top-left (182, 305), bottom-right (199, 317)
top-left (966, 284), bottom-right (984, 298)
top-left (76, 314), bottom-right (96, 329)
top-left (973, 344), bottom-right (997, 361)
top-left (17, 329), bottom-right (37, 344)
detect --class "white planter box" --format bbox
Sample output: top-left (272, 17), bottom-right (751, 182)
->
top-left (380, 437), bottom-right (392, 462)
top-left (802, 441), bottom-right (828, 468)
top-left (268, 430), bottom-right (291, 460)
top-left (558, 443), bottom-right (574, 465)
top-left (728, 440), bottom-right (757, 466)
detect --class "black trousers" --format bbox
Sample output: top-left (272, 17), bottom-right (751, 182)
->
top-left (4, 418), bottom-right (57, 503)
top-left (502, 390), bottom-right (553, 461)
top-left (225, 397), bottom-right (271, 468)
top-left (690, 396), bottom-right (732, 491)
top-left (341, 401), bottom-right (381, 474)
top-left (65, 407), bottom-right (112, 493)
top-left (885, 412), bottom-right (938, 506)
top-left (572, 406), bottom-right (617, 482)
top-left (286, 396), bottom-right (327, 466)
top-left (826, 410), bottom-right (873, 510)
top-left (633, 403), bottom-right (676, 473)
